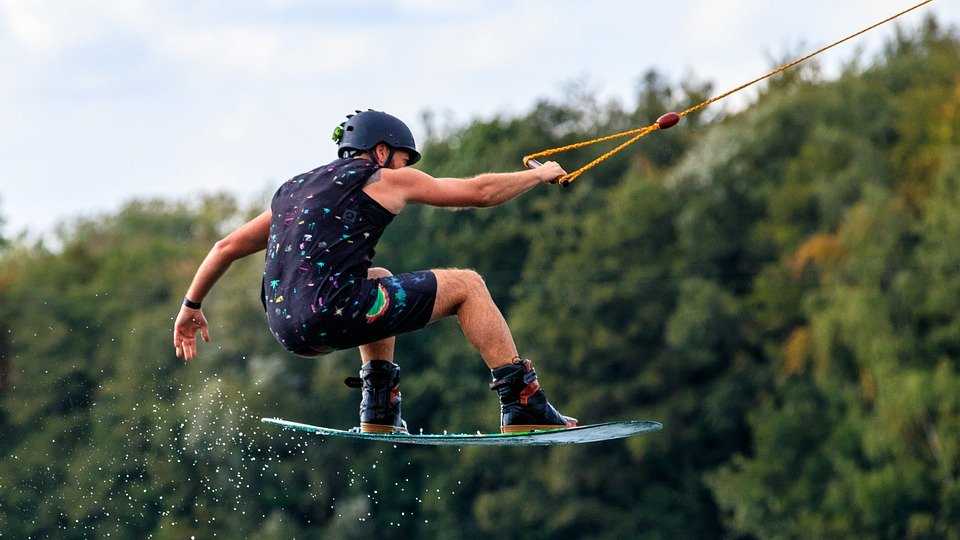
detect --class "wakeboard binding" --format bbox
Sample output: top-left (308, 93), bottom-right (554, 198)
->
top-left (345, 360), bottom-right (408, 434)
top-left (490, 358), bottom-right (577, 433)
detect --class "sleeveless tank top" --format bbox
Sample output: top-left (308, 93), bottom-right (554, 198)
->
top-left (261, 157), bottom-right (395, 346)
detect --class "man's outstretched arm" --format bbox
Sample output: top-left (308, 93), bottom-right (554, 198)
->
top-left (370, 162), bottom-right (566, 212)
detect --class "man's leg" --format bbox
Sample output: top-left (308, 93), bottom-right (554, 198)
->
top-left (359, 267), bottom-right (395, 364)
top-left (429, 268), bottom-right (518, 369)
top-left (355, 267), bottom-right (574, 431)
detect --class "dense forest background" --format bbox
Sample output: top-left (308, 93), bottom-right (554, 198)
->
top-left (2, 19), bottom-right (959, 539)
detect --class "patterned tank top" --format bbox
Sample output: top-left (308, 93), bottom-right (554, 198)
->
top-left (261, 157), bottom-right (395, 339)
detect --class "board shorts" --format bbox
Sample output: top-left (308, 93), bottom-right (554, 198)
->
top-left (290, 270), bottom-right (438, 357)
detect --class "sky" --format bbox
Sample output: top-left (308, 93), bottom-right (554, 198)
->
top-left (1, 0), bottom-right (957, 244)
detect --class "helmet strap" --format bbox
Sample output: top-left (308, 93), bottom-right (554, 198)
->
top-left (380, 146), bottom-right (395, 168)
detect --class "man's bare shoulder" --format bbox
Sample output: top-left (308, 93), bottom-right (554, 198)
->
top-left (379, 166), bottom-right (432, 186)
top-left (363, 168), bottom-right (432, 214)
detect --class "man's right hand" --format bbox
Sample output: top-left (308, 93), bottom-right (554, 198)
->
top-left (532, 161), bottom-right (567, 184)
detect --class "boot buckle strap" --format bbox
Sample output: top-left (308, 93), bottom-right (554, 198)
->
top-left (519, 380), bottom-right (541, 405)
top-left (490, 369), bottom-right (538, 390)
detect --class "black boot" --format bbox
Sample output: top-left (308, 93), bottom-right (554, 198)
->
top-left (344, 360), bottom-right (408, 434)
top-left (489, 358), bottom-right (577, 433)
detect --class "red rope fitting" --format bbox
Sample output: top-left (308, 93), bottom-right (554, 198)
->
top-left (656, 112), bottom-right (680, 130)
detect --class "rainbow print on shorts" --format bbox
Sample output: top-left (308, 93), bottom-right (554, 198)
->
top-left (366, 283), bottom-right (390, 323)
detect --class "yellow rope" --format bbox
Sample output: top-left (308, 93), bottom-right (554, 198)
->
top-left (524, 0), bottom-right (936, 185)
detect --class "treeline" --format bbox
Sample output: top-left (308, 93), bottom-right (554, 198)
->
top-left (1, 18), bottom-right (958, 539)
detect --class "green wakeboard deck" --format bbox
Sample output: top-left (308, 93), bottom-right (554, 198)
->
top-left (261, 417), bottom-right (662, 446)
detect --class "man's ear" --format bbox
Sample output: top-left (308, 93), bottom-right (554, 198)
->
top-left (374, 143), bottom-right (389, 166)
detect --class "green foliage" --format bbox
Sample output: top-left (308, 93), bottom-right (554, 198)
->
top-left (1, 18), bottom-right (959, 539)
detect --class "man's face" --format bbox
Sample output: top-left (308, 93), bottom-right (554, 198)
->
top-left (387, 149), bottom-right (411, 169)
top-left (374, 144), bottom-right (411, 169)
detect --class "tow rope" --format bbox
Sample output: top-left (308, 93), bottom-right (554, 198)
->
top-left (523, 0), bottom-right (936, 185)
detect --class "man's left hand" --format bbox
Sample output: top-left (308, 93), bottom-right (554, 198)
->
top-left (173, 306), bottom-right (210, 361)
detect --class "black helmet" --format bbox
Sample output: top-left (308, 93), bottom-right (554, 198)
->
top-left (333, 109), bottom-right (421, 165)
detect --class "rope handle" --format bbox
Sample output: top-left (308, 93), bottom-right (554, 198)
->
top-left (524, 158), bottom-right (543, 168)
top-left (523, 0), bottom-right (936, 186)
top-left (524, 158), bottom-right (570, 187)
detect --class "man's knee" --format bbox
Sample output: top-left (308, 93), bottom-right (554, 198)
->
top-left (430, 268), bottom-right (489, 321)
top-left (368, 267), bottom-right (393, 279)
top-left (460, 269), bottom-right (486, 293)
top-left (437, 268), bottom-right (487, 298)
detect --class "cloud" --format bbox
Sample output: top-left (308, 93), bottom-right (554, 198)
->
top-left (0, 0), bottom-right (157, 54)
top-left (155, 24), bottom-right (365, 77)
top-left (0, 0), bottom-right (61, 52)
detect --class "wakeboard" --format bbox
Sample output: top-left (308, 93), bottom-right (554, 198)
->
top-left (261, 417), bottom-right (662, 446)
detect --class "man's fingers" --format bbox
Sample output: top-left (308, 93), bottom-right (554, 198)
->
top-left (184, 328), bottom-right (194, 358)
top-left (174, 330), bottom-right (184, 359)
top-left (173, 319), bottom-right (207, 361)
top-left (539, 162), bottom-right (566, 183)
top-left (174, 329), bottom-right (193, 360)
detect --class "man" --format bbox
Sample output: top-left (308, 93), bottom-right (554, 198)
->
top-left (173, 110), bottom-right (576, 434)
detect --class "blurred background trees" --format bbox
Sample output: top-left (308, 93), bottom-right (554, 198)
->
top-left (1, 18), bottom-right (958, 539)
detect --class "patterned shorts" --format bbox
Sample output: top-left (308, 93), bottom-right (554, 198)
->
top-left (293, 270), bottom-right (438, 356)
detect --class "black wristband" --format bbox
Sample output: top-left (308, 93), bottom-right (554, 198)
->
top-left (183, 297), bottom-right (202, 309)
